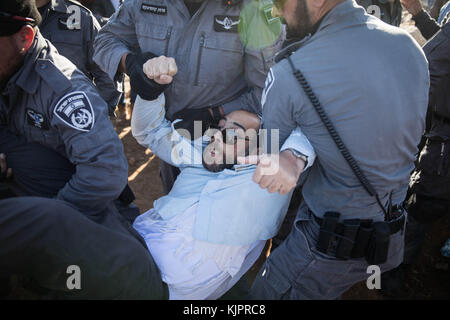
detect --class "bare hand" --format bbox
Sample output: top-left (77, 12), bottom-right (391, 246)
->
top-left (143, 56), bottom-right (178, 85)
top-left (401, 0), bottom-right (423, 16)
top-left (237, 150), bottom-right (305, 195)
top-left (0, 153), bottom-right (13, 182)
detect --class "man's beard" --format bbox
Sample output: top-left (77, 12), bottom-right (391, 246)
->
top-left (285, 0), bottom-right (314, 41)
top-left (0, 40), bottom-right (26, 90)
top-left (202, 142), bottom-right (251, 173)
top-left (202, 157), bottom-right (234, 173)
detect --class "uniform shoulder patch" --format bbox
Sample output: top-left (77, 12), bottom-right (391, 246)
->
top-left (261, 68), bottom-right (275, 109)
top-left (53, 91), bottom-right (95, 132)
top-left (262, 6), bottom-right (280, 25)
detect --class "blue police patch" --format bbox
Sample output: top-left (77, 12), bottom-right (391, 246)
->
top-left (53, 91), bottom-right (95, 132)
top-left (261, 68), bottom-right (275, 109)
top-left (26, 108), bottom-right (49, 130)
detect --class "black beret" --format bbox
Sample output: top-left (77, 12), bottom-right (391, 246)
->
top-left (0, 0), bottom-right (42, 36)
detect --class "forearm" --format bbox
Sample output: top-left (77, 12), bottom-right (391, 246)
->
top-left (222, 87), bottom-right (263, 116)
top-left (92, 65), bottom-right (122, 112)
top-left (412, 10), bottom-right (441, 40)
top-left (92, 3), bottom-right (137, 80)
top-left (131, 95), bottom-right (192, 167)
top-left (280, 127), bottom-right (316, 171)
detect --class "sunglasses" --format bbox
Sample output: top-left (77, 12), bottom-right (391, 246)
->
top-left (0, 10), bottom-right (37, 25)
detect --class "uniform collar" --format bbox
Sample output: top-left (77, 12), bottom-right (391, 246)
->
top-left (49, 0), bottom-right (72, 14)
top-left (275, 0), bottom-right (362, 62)
top-left (9, 32), bottom-right (47, 95)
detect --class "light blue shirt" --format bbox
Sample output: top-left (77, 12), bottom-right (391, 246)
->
top-left (131, 95), bottom-right (315, 245)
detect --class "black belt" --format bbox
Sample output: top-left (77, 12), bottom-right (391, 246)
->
top-left (312, 213), bottom-right (405, 236)
top-left (309, 208), bottom-right (406, 260)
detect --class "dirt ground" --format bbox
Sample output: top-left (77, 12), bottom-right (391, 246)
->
top-left (113, 8), bottom-right (449, 299)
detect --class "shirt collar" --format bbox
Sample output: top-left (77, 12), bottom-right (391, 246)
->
top-left (8, 31), bottom-right (46, 95)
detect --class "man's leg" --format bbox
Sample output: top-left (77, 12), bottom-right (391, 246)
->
top-left (0, 197), bottom-right (168, 299)
top-left (249, 203), bottom-right (405, 300)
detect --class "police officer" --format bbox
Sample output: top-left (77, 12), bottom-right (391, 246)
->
top-left (242, 0), bottom-right (429, 299)
top-left (92, 0), bottom-right (284, 194)
top-left (0, 0), bottom-right (128, 221)
top-left (0, 0), bottom-right (167, 299)
top-left (35, 0), bottom-right (121, 115)
top-left (380, 3), bottom-right (450, 297)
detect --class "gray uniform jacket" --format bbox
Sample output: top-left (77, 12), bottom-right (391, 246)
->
top-left (93, 0), bottom-right (284, 119)
top-left (262, 0), bottom-right (429, 221)
top-left (0, 31), bottom-right (128, 216)
top-left (39, 0), bottom-right (121, 113)
top-left (423, 20), bottom-right (450, 138)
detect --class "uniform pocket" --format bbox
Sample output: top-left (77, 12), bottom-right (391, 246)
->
top-left (25, 126), bottom-right (60, 147)
top-left (256, 260), bottom-right (292, 299)
top-left (135, 22), bottom-right (172, 56)
top-left (50, 31), bottom-right (86, 68)
top-left (194, 33), bottom-right (244, 86)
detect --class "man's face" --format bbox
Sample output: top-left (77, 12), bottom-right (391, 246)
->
top-left (202, 117), bottom-right (259, 173)
top-left (273, 0), bottom-right (314, 40)
top-left (0, 34), bottom-right (25, 88)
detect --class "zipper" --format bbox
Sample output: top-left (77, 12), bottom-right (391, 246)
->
top-left (164, 27), bottom-right (173, 56)
top-left (194, 33), bottom-right (205, 86)
top-left (437, 142), bottom-right (446, 175)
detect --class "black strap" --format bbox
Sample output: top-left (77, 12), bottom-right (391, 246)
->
top-left (286, 56), bottom-right (389, 219)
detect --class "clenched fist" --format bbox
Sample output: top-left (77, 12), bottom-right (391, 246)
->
top-left (401, 0), bottom-right (423, 16)
top-left (143, 56), bottom-right (178, 85)
top-left (237, 150), bottom-right (306, 195)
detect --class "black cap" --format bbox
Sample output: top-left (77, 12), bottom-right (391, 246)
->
top-left (0, 0), bottom-right (42, 37)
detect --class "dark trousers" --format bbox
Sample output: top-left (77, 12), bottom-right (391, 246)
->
top-left (0, 128), bottom-right (75, 198)
top-left (0, 197), bottom-right (168, 299)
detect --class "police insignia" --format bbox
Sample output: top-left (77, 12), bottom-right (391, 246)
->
top-left (214, 15), bottom-right (240, 33)
top-left (26, 109), bottom-right (49, 130)
top-left (53, 92), bottom-right (95, 132)
top-left (261, 68), bottom-right (275, 109)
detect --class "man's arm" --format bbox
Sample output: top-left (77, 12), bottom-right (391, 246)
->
top-left (92, 2), bottom-right (137, 81)
top-left (131, 94), bottom-right (201, 168)
top-left (402, 0), bottom-right (442, 39)
top-left (423, 22), bottom-right (450, 105)
top-left (238, 127), bottom-right (315, 194)
top-left (52, 84), bottom-right (128, 215)
top-left (238, 64), bottom-right (313, 194)
top-left (88, 13), bottom-right (121, 115)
